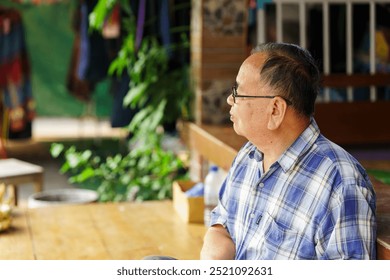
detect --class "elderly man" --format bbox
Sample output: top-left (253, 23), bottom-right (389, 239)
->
top-left (200, 42), bottom-right (376, 260)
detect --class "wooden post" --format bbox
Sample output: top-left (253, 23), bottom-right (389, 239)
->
top-left (190, 0), bottom-right (248, 180)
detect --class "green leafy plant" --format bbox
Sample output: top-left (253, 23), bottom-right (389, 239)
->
top-left (367, 170), bottom-right (390, 185)
top-left (92, 0), bottom-right (193, 136)
top-left (51, 139), bottom-right (188, 202)
top-left (50, 0), bottom-right (193, 202)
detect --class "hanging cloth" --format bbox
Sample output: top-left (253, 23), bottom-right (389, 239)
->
top-left (0, 7), bottom-right (35, 138)
top-left (135, 0), bottom-right (146, 51)
top-left (159, 0), bottom-right (171, 57)
top-left (66, 0), bottom-right (110, 102)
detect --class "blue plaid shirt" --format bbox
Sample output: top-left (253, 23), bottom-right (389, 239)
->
top-left (210, 119), bottom-right (376, 259)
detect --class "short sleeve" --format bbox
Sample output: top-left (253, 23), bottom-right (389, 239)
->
top-left (210, 177), bottom-right (229, 228)
top-left (316, 182), bottom-right (376, 259)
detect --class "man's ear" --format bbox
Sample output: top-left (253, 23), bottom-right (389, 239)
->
top-left (267, 97), bottom-right (287, 130)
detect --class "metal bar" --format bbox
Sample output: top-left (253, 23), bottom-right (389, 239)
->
top-left (299, 1), bottom-right (307, 48)
top-left (256, 6), bottom-right (266, 44)
top-left (323, 1), bottom-right (330, 102)
top-left (257, 0), bottom-right (386, 103)
top-left (369, 1), bottom-right (377, 101)
top-left (346, 1), bottom-right (354, 102)
top-left (276, 1), bottom-right (283, 42)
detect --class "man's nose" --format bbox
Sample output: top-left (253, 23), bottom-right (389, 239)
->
top-left (227, 94), bottom-right (234, 106)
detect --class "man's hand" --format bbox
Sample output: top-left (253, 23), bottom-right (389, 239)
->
top-left (200, 224), bottom-right (236, 260)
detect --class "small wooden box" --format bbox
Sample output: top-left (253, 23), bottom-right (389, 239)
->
top-left (173, 180), bottom-right (204, 224)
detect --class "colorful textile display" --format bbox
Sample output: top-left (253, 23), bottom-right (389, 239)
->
top-left (0, 6), bottom-right (35, 138)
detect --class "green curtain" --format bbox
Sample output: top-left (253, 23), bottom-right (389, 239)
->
top-left (20, 2), bottom-right (112, 117)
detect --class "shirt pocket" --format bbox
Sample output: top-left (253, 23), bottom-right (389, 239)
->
top-left (249, 212), bottom-right (303, 259)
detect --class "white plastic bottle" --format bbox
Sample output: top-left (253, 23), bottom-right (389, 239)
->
top-left (204, 165), bottom-right (225, 227)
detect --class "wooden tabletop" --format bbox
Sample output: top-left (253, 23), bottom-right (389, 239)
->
top-left (0, 201), bottom-right (206, 260)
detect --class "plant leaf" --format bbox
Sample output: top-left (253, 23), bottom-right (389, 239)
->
top-left (50, 143), bottom-right (64, 158)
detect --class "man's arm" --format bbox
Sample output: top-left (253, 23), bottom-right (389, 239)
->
top-left (317, 183), bottom-right (376, 259)
top-left (200, 224), bottom-right (236, 260)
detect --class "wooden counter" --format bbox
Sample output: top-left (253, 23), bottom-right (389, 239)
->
top-left (0, 201), bottom-right (206, 260)
top-left (184, 122), bottom-right (390, 259)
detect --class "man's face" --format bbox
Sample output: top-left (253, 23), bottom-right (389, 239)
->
top-left (227, 53), bottom-right (273, 141)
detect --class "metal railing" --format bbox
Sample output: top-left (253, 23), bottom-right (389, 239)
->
top-left (255, 0), bottom-right (390, 102)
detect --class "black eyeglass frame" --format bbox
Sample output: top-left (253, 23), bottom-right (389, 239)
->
top-left (231, 86), bottom-right (292, 106)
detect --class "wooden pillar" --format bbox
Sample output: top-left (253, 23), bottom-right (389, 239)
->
top-left (190, 0), bottom-right (248, 180)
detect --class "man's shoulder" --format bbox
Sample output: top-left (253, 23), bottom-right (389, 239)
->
top-left (313, 135), bottom-right (371, 187)
top-left (314, 135), bottom-right (359, 165)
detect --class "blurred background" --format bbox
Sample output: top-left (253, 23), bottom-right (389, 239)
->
top-left (1, 0), bottom-right (390, 205)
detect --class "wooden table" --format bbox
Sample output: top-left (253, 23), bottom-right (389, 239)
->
top-left (0, 158), bottom-right (44, 205)
top-left (184, 122), bottom-right (390, 259)
top-left (0, 201), bottom-right (206, 260)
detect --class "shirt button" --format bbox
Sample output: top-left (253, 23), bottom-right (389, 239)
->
top-left (259, 183), bottom-right (264, 188)
top-left (250, 213), bottom-right (255, 219)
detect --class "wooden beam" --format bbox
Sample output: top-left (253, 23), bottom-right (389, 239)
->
top-left (186, 122), bottom-right (245, 171)
top-left (315, 102), bottom-right (390, 145)
top-left (322, 73), bottom-right (390, 88)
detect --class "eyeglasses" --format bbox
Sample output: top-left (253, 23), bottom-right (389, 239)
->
top-left (231, 86), bottom-right (292, 105)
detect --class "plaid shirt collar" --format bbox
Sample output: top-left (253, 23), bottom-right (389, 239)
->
top-left (248, 118), bottom-right (321, 173)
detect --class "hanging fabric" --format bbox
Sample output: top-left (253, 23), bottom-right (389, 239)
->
top-left (102, 3), bottom-right (120, 40)
top-left (135, 0), bottom-right (146, 51)
top-left (109, 0), bottom-right (179, 129)
top-left (66, 0), bottom-right (110, 102)
top-left (0, 6), bottom-right (35, 139)
top-left (108, 3), bottom-right (136, 128)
